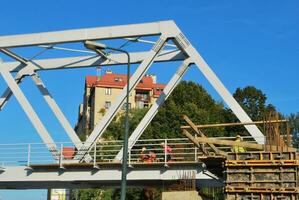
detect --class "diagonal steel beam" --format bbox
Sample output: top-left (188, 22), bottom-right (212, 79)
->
top-left (30, 73), bottom-right (82, 148)
top-left (0, 49), bottom-right (30, 110)
top-left (114, 58), bottom-right (192, 161)
top-left (74, 36), bottom-right (168, 161)
top-left (0, 49), bottom-right (62, 159)
top-left (0, 49), bottom-right (28, 63)
top-left (0, 49), bottom-right (83, 151)
top-left (0, 71), bottom-right (25, 110)
top-left (172, 30), bottom-right (265, 144)
top-left (0, 67), bottom-right (59, 158)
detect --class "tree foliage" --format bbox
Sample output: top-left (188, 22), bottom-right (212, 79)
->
top-left (233, 86), bottom-right (267, 121)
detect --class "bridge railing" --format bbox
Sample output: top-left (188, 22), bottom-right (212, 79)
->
top-left (0, 136), bottom-right (257, 167)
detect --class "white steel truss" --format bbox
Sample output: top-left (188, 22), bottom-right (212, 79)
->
top-left (0, 21), bottom-right (264, 163)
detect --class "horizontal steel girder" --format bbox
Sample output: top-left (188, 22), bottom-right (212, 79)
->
top-left (0, 50), bottom-right (185, 73)
top-left (0, 164), bottom-right (222, 189)
top-left (0, 21), bottom-right (177, 48)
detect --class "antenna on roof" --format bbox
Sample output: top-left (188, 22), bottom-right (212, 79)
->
top-left (96, 66), bottom-right (102, 81)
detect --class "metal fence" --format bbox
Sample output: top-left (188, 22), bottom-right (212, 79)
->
top-left (0, 136), bottom-right (258, 167)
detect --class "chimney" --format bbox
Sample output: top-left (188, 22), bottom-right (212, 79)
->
top-left (150, 74), bottom-right (157, 84)
top-left (106, 69), bottom-right (112, 74)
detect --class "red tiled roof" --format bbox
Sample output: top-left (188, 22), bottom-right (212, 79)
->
top-left (86, 74), bottom-right (165, 93)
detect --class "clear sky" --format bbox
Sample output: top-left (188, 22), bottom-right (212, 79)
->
top-left (0, 0), bottom-right (298, 199)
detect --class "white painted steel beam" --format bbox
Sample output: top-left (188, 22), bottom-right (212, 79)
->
top-left (31, 74), bottom-right (82, 148)
top-left (0, 49), bottom-right (185, 73)
top-left (0, 50), bottom-right (82, 155)
top-left (0, 71), bottom-right (25, 110)
top-left (115, 58), bottom-right (192, 160)
top-left (0, 68), bottom-right (59, 158)
top-left (173, 32), bottom-right (265, 144)
top-left (0, 165), bottom-right (221, 189)
top-left (0, 49), bottom-right (185, 115)
top-left (0, 21), bottom-right (175, 48)
top-left (75, 36), bottom-right (168, 161)
top-left (0, 49), bottom-right (29, 110)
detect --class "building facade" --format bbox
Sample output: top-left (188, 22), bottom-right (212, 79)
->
top-left (75, 70), bottom-right (165, 138)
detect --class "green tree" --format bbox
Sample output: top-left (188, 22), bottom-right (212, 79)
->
top-left (147, 81), bottom-right (228, 138)
top-left (233, 86), bottom-right (267, 121)
top-left (72, 189), bottom-right (102, 200)
top-left (103, 108), bottom-right (149, 140)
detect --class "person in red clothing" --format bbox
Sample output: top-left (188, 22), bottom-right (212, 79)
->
top-left (160, 142), bottom-right (172, 162)
top-left (140, 147), bottom-right (150, 162)
top-left (140, 147), bottom-right (156, 163)
top-left (148, 151), bottom-right (156, 163)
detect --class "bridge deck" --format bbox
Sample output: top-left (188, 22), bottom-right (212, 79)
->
top-left (0, 138), bottom-right (230, 189)
top-left (0, 162), bottom-right (222, 189)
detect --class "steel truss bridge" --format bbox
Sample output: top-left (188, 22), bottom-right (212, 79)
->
top-left (0, 21), bottom-right (264, 189)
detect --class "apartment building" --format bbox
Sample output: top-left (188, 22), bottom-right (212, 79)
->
top-left (75, 70), bottom-right (165, 137)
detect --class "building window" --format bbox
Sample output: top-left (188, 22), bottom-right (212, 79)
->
top-left (105, 88), bottom-right (111, 95)
top-left (104, 101), bottom-right (111, 109)
top-left (122, 103), bottom-right (131, 110)
top-left (136, 101), bottom-right (144, 109)
top-left (114, 77), bottom-right (122, 82)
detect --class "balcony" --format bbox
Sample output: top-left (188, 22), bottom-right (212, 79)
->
top-left (135, 94), bottom-right (151, 102)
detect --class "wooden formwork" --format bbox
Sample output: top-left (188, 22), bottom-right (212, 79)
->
top-left (225, 152), bottom-right (299, 200)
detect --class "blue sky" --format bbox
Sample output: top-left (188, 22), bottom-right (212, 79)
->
top-left (0, 0), bottom-right (298, 199)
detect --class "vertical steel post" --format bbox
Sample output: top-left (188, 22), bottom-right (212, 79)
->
top-left (82, 41), bottom-right (132, 199)
top-left (59, 143), bottom-right (63, 168)
top-left (27, 144), bottom-right (31, 167)
top-left (120, 51), bottom-right (130, 200)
